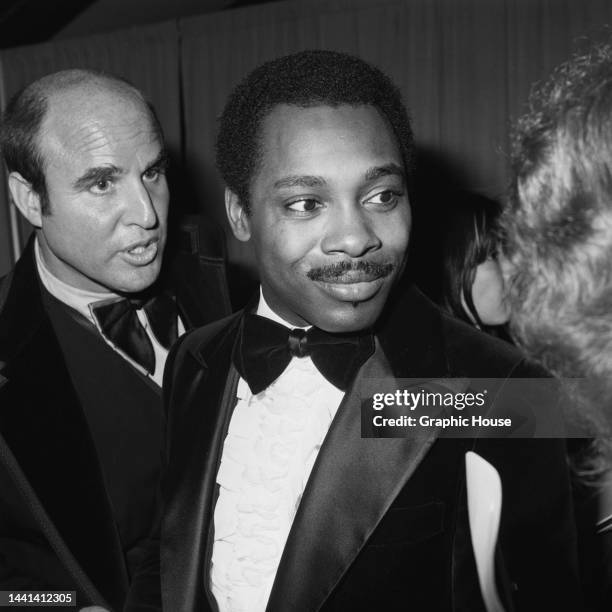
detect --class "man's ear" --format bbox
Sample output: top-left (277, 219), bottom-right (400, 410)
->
top-left (225, 188), bottom-right (251, 242)
top-left (8, 172), bottom-right (43, 228)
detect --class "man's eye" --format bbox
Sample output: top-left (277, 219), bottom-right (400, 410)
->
top-left (365, 190), bottom-right (400, 206)
top-left (90, 179), bottom-right (112, 194)
top-left (286, 199), bottom-right (321, 213)
top-left (143, 167), bottom-right (161, 182)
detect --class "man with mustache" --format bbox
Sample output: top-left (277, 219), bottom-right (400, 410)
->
top-left (0, 70), bottom-right (230, 610)
top-left (133, 51), bottom-right (581, 611)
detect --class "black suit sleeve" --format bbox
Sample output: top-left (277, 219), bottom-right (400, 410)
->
top-left (0, 458), bottom-right (82, 595)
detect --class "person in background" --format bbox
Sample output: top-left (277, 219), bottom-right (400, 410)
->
top-left (0, 69), bottom-right (230, 611)
top-left (502, 42), bottom-right (612, 611)
top-left (441, 191), bottom-right (510, 337)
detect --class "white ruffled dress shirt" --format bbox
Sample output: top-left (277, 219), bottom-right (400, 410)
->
top-left (35, 238), bottom-right (184, 386)
top-left (210, 292), bottom-right (344, 612)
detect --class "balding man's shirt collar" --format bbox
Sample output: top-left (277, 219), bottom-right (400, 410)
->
top-left (35, 237), bottom-right (115, 325)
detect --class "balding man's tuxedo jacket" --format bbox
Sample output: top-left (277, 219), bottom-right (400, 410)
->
top-left (0, 222), bottom-right (231, 612)
top-left (129, 285), bottom-right (583, 611)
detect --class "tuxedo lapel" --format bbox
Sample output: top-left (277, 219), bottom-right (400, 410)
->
top-left (162, 315), bottom-right (242, 612)
top-left (0, 240), bottom-right (127, 608)
top-left (377, 284), bottom-right (450, 380)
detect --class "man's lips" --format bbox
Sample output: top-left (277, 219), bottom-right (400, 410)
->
top-left (307, 261), bottom-right (394, 301)
top-left (121, 237), bottom-right (160, 266)
top-left (315, 276), bottom-right (386, 301)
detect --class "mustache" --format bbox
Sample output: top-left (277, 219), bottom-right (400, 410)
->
top-left (307, 260), bottom-right (395, 281)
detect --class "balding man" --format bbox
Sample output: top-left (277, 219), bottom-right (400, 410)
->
top-left (0, 70), bottom-right (230, 610)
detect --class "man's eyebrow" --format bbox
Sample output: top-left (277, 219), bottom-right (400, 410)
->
top-left (73, 165), bottom-right (121, 190)
top-left (273, 175), bottom-right (327, 189)
top-left (364, 163), bottom-right (405, 182)
top-left (146, 149), bottom-right (170, 171)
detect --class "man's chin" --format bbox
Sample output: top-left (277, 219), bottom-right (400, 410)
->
top-left (310, 300), bottom-right (384, 333)
top-left (110, 269), bottom-right (161, 295)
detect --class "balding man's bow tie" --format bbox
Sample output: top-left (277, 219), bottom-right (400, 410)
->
top-left (233, 313), bottom-right (375, 395)
top-left (91, 293), bottom-right (178, 374)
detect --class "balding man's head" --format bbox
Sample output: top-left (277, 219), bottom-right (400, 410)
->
top-left (2, 69), bottom-right (170, 295)
top-left (0, 69), bottom-right (162, 214)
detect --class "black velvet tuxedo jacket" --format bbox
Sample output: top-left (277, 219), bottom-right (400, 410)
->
top-left (132, 286), bottom-right (582, 612)
top-left (0, 229), bottom-right (231, 611)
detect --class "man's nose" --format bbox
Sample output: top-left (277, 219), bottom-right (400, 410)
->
top-left (124, 180), bottom-right (158, 228)
top-left (320, 205), bottom-right (381, 257)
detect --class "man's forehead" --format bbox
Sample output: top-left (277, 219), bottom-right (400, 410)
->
top-left (257, 103), bottom-right (403, 176)
top-left (260, 102), bottom-right (399, 147)
top-left (40, 89), bottom-right (159, 162)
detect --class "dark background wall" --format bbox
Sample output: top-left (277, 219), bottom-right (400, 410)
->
top-left (1, 0), bottom-right (611, 299)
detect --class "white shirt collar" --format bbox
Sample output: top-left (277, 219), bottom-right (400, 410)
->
top-left (35, 238), bottom-right (118, 325)
top-left (256, 288), bottom-right (310, 330)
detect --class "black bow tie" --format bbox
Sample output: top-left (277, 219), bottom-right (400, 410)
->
top-left (90, 293), bottom-right (178, 374)
top-left (232, 313), bottom-right (375, 395)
